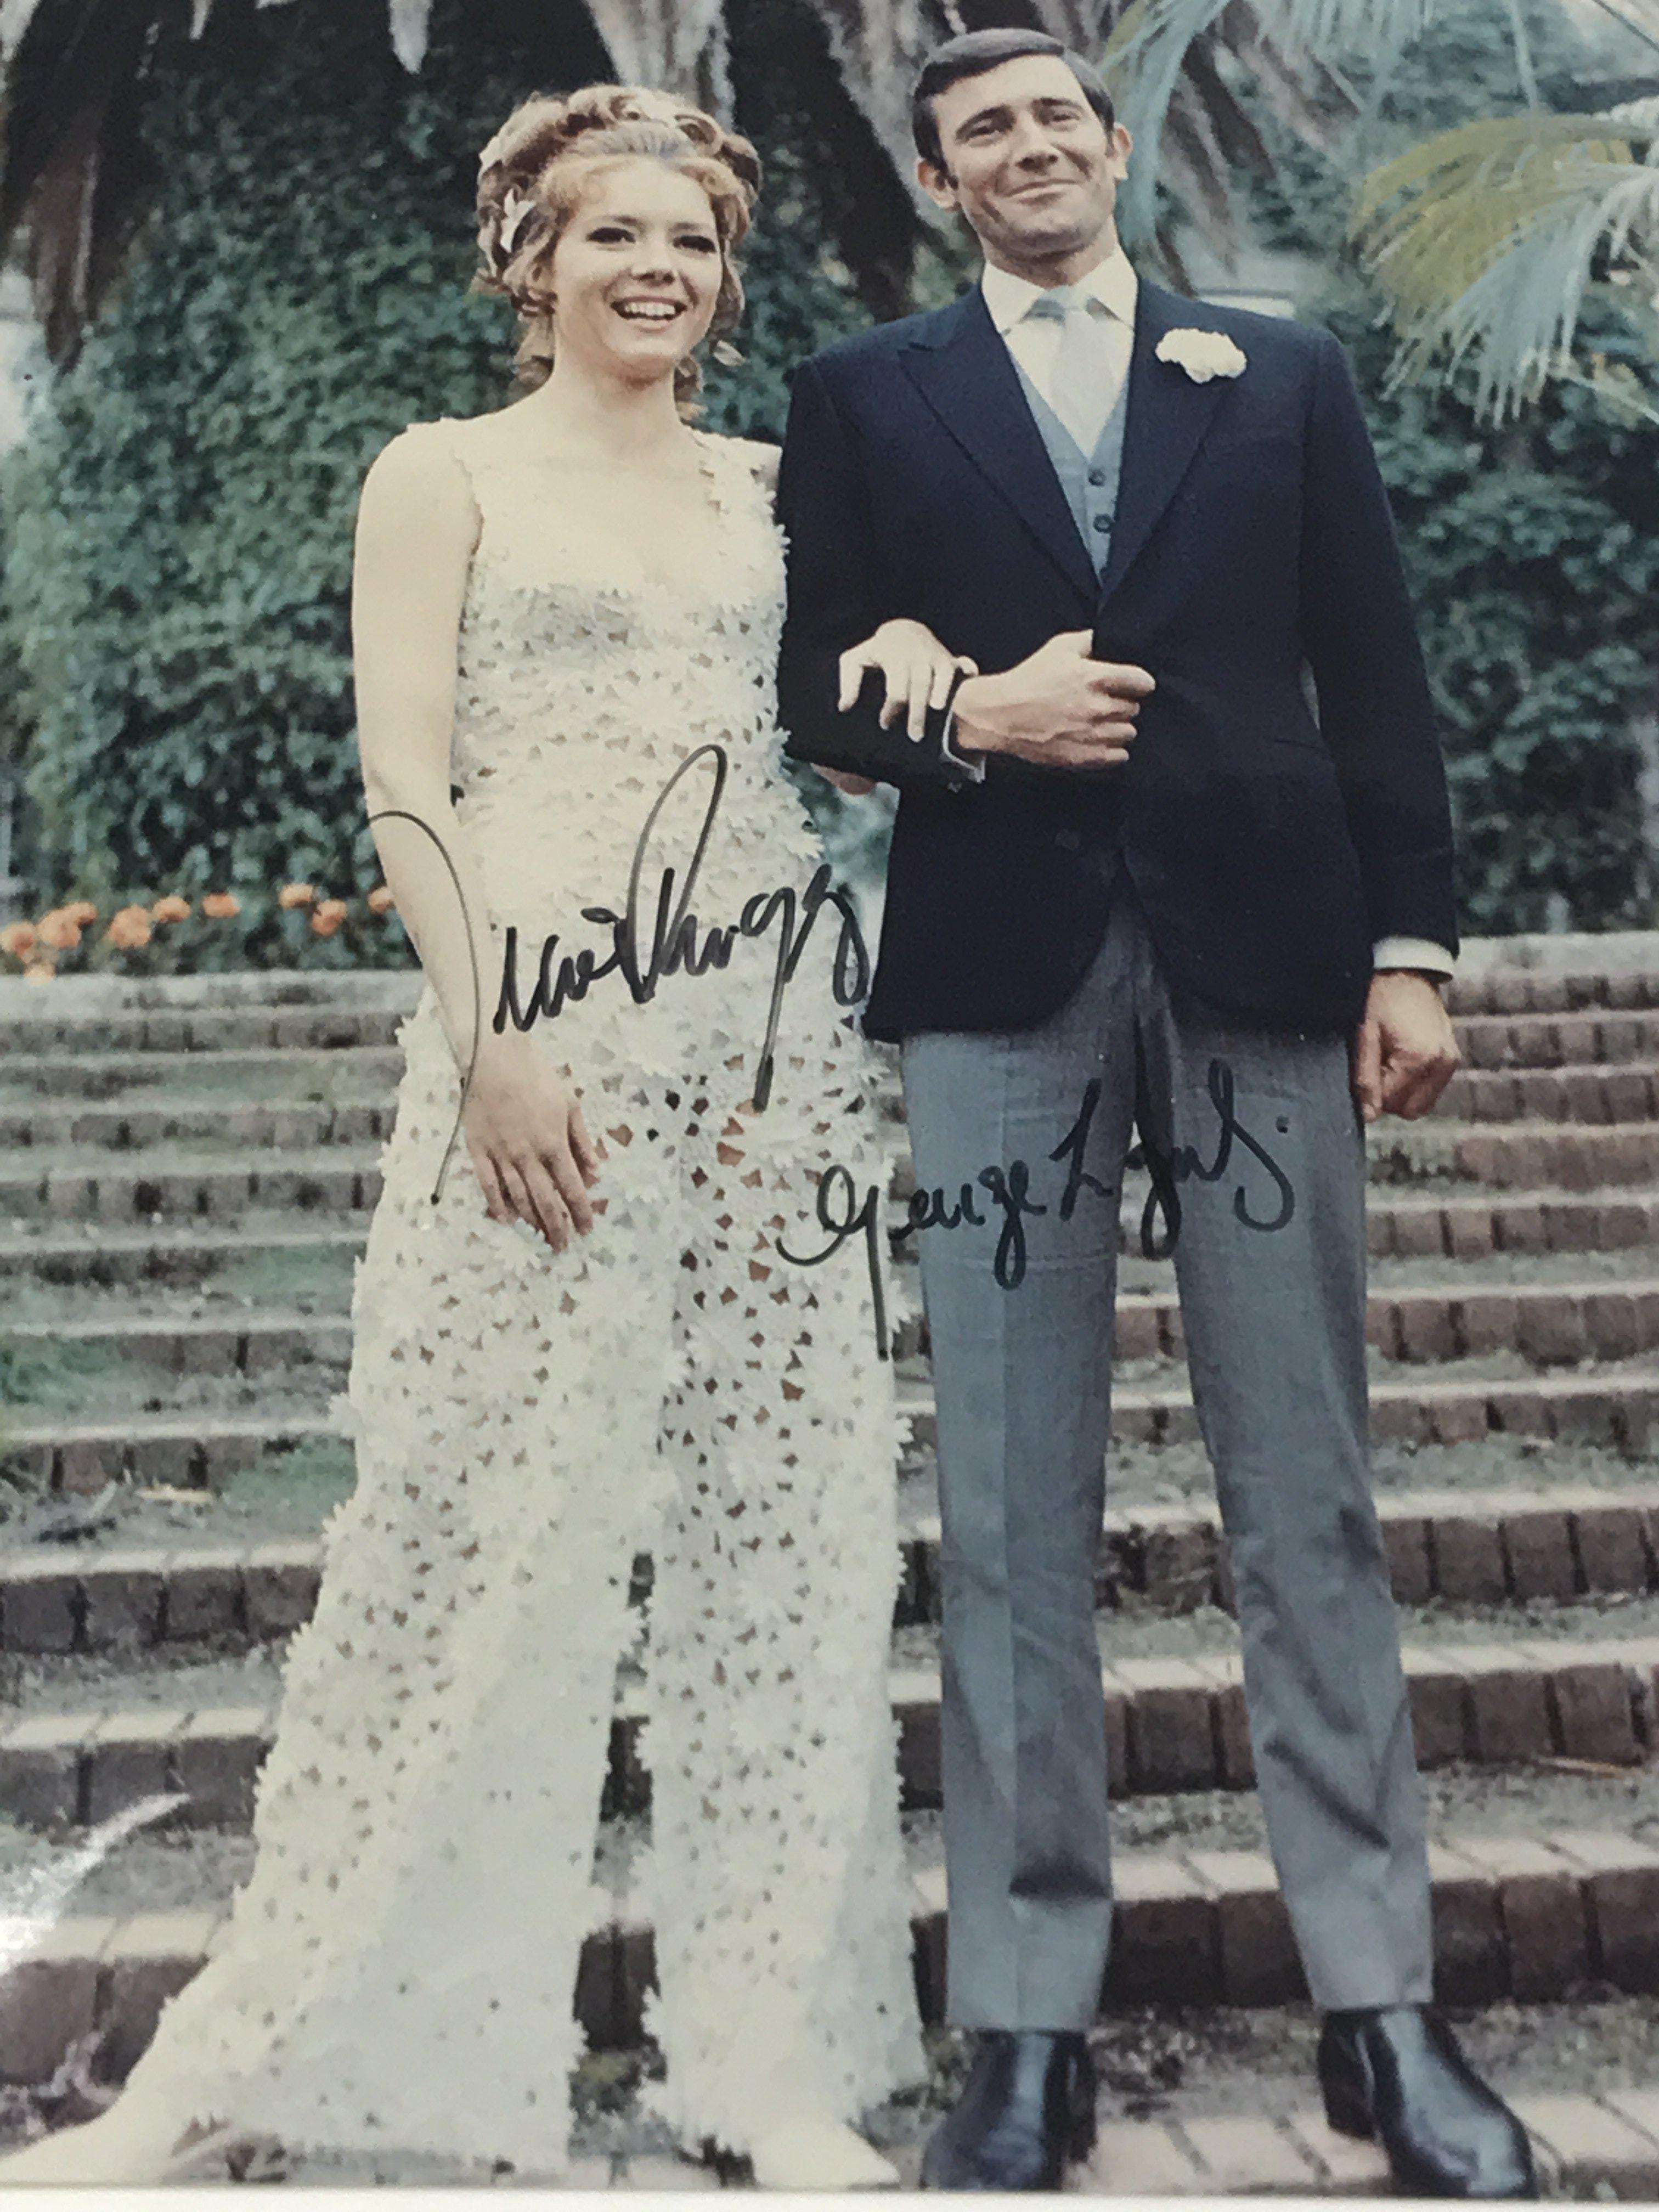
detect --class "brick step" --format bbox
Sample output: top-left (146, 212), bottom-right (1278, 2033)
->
top-left (12, 1277), bottom-right (1659, 1385)
top-left (10, 1053), bottom-right (1658, 1140)
top-left (2, 2039), bottom-right (1654, 2203)
top-left (1377, 1122), bottom-right (1659, 1191)
top-left (3, 1188), bottom-right (1652, 1297)
top-left (1368, 1186), bottom-right (1659, 1261)
top-left (0, 1095), bottom-right (394, 1153)
top-left (1445, 954), bottom-right (1659, 1013)
top-left (0, 956), bottom-right (1649, 1048)
top-left (6, 1471), bottom-right (1657, 1637)
top-left (0, 1044), bottom-right (404, 1099)
top-left (1071, 2087), bottom-right (1659, 2198)
top-left (4, 1820), bottom-right (1657, 2092)
top-left (0, 1148), bottom-right (385, 1224)
top-left (0, 1221), bottom-right (365, 1288)
top-left (0, 1311), bottom-right (353, 1379)
top-left (883, 1185), bottom-right (1659, 1265)
top-left (11, 1620), bottom-right (1659, 1841)
top-left (8, 1480), bottom-right (1652, 1657)
top-left (890, 1127), bottom-right (1659, 1206)
top-left (896, 1367), bottom-right (1659, 1454)
top-left (5, 1150), bottom-right (1656, 1244)
top-left (0, 1003), bottom-right (411, 1055)
top-left (1440, 1062), bottom-right (1659, 1124)
top-left (0, 1410), bottom-right (340, 1492)
top-left (3, 1364), bottom-right (1651, 1497)
top-left (1453, 1005), bottom-right (1659, 1063)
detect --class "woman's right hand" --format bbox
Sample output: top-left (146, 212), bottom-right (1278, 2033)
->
top-left (460, 1030), bottom-right (606, 1252)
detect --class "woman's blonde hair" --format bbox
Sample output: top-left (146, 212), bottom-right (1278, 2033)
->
top-left (475, 85), bottom-right (761, 413)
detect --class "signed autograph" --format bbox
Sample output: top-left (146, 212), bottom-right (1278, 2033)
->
top-left (492, 743), bottom-right (870, 1113)
top-left (780, 1064), bottom-right (1296, 1355)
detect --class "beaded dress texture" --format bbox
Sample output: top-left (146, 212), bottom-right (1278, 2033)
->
top-left (110, 423), bottom-right (925, 2174)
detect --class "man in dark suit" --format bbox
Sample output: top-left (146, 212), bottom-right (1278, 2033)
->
top-left (776, 26), bottom-right (1536, 2199)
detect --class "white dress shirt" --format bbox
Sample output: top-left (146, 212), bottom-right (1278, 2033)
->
top-left (981, 246), bottom-right (1138, 436)
top-left (938, 252), bottom-right (1455, 981)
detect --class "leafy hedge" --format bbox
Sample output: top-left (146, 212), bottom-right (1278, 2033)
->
top-left (5, 0), bottom-right (1655, 956)
top-left (1, 0), bottom-right (879, 967)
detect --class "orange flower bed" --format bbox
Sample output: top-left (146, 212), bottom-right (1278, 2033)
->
top-left (151, 894), bottom-right (192, 923)
top-left (105, 905), bottom-right (153, 950)
top-left (36, 909), bottom-right (83, 952)
top-left (278, 882), bottom-right (315, 910)
top-left (0, 921), bottom-right (36, 958)
top-left (311, 898), bottom-right (350, 938)
top-left (202, 891), bottom-right (240, 918)
top-left (367, 884), bottom-right (396, 915)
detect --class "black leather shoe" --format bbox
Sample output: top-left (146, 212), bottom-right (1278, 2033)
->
top-left (1319, 2006), bottom-right (1537, 2197)
top-left (921, 2030), bottom-right (1096, 2191)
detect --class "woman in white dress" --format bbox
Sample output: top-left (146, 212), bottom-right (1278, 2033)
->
top-left (3, 83), bottom-right (969, 2190)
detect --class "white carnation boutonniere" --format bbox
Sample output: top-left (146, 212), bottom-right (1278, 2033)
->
top-left (1155, 328), bottom-right (1248, 384)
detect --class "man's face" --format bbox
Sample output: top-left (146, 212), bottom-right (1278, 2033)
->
top-left (918, 53), bottom-right (1131, 274)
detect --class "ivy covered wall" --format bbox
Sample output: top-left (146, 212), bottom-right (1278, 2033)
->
top-left (2, 0), bottom-right (883, 966)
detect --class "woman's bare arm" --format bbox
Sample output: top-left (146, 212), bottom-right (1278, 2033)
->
top-left (353, 429), bottom-right (495, 1068)
top-left (352, 428), bottom-right (603, 1247)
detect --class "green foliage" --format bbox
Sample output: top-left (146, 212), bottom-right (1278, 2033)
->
top-left (1245, 0), bottom-right (1659, 932)
top-left (3, 0), bottom-right (877, 957)
top-left (7, 0), bottom-right (1654, 943)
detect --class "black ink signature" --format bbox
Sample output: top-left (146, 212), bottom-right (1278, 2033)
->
top-left (780, 1064), bottom-right (1296, 1354)
top-left (1126, 1057), bottom-right (1296, 1256)
top-left (493, 743), bottom-right (870, 1111)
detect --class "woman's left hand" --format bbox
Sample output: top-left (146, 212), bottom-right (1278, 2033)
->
top-left (838, 619), bottom-right (978, 744)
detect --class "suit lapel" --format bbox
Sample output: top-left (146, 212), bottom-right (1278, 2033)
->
top-left (899, 290), bottom-right (1098, 612)
top-left (1097, 281), bottom-right (1230, 607)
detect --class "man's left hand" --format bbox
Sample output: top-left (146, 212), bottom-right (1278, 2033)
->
top-left (1351, 971), bottom-right (1460, 1123)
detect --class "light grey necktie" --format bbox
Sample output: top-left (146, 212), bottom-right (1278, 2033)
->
top-left (1032, 287), bottom-right (1116, 454)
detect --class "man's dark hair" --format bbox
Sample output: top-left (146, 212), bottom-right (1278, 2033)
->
top-left (911, 27), bottom-right (1116, 173)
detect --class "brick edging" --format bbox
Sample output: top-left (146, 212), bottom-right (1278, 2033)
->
top-left (7, 1627), bottom-right (1657, 1829)
top-left (899, 1367), bottom-right (1659, 1452)
top-left (5, 1829), bottom-right (1657, 2081)
top-left (5, 1484), bottom-right (1657, 1652)
top-left (1076, 2086), bottom-right (1659, 2197)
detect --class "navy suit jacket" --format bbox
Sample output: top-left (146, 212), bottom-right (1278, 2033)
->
top-left (775, 277), bottom-right (1458, 1043)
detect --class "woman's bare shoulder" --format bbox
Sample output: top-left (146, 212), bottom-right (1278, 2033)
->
top-left (358, 420), bottom-right (481, 541)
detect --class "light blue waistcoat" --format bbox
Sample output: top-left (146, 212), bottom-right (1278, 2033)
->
top-left (1009, 354), bottom-right (1131, 577)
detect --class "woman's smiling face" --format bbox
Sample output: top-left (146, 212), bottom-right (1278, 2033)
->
top-left (548, 157), bottom-right (725, 386)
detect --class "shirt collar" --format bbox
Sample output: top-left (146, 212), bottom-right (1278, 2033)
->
top-left (980, 244), bottom-right (1138, 335)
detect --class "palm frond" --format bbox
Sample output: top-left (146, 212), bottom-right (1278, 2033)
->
top-left (386, 0), bottom-right (432, 74)
top-left (0, 0), bottom-right (49, 62)
top-left (1027, 2), bottom-right (1116, 48)
top-left (584, 0), bottom-right (733, 112)
top-left (798, 0), bottom-right (938, 179)
top-left (1101, 0), bottom-right (1426, 241)
top-left (1353, 108), bottom-right (1659, 416)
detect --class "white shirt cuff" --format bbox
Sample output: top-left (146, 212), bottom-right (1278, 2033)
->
top-left (1373, 935), bottom-right (1456, 979)
top-left (938, 707), bottom-right (988, 783)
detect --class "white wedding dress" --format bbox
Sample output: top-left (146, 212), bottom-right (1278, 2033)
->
top-left (27, 425), bottom-right (924, 2178)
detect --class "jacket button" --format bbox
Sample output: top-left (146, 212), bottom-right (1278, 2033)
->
top-left (1092, 513), bottom-right (1111, 533)
top-left (1056, 827), bottom-right (1080, 851)
top-left (1088, 469), bottom-right (1108, 487)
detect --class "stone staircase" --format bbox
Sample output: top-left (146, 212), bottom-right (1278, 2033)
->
top-left (3, 951), bottom-right (1659, 2190)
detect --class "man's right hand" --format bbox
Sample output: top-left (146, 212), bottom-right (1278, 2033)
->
top-left (951, 630), bottom-right (1154, 768)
